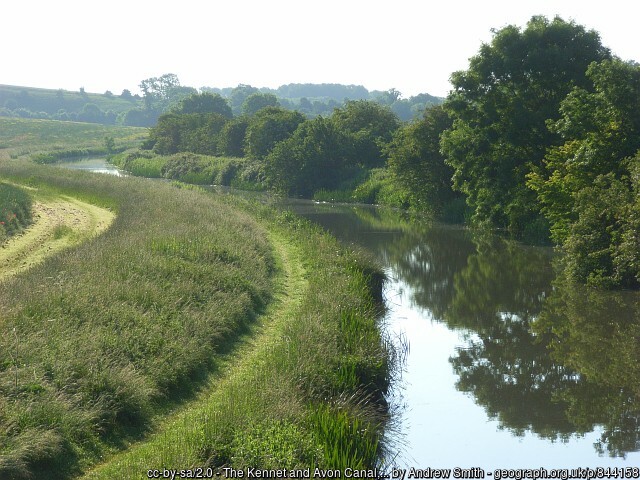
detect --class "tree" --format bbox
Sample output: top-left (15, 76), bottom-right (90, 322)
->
top-left (331, 100), bottom-right (400, 168)
top-left (241, 92), bottom-right (279, 116)
top-left (174, 92), bottom-right (232, 118)
top-left (265, 117), bottom-right (354, 196)
top-left (151, 112), bottom-right (229, 155)
top-left (229, 84), bottom-right (259, 116)
top-left (77, 103), bottom-right (104, 123)
top-left (244, 107), bottom-right (305, 160)
top-left (440, 16), bottom-right (610, 239)
top-left (218, 117), bottom-right (249, 157)
top-left (139, 73), bottom-right (196, 114)
top-left (528, 59), bottom-right (640, 287)
top-left (386, 105), bottom-right (459, 217)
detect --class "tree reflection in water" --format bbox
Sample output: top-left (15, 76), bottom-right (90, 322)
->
top-left (291, 202), bottom-right (640, 458)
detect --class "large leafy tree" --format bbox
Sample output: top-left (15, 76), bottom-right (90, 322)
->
top-left (331, 100), bottom-right (400, 168)
top-left (528, 59), bottom-right (640, 287)
top-left (241, 92), bottom-right (280, 116)
top-left (386, 105), bottom-right (458, 217)
top-left (151, 112), bottom-right (228, 155)
top-left (440, 16), bottom-right (610, 239)
top-left (139, 73), bottom-right (197, 117)
top-left (265, 117), bottom-right (354, 196)
top-left (174, 92), bottom-right (232, 118)
top-left (244, 107), bottom-right (305, 160)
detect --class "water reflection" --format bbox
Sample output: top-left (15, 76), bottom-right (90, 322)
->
top-left (288, 202), bottom-right (640, 464)
top-left (534, 272), bottom-right (640, 457)
top-left (57, 157), bottom-right (126, 176)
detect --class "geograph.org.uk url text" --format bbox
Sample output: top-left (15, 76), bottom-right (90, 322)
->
top-left (390, 467), bottom-right (640, 480)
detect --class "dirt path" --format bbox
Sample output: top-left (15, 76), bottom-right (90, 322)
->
top-left (0, 194), bottom-right (115, 281)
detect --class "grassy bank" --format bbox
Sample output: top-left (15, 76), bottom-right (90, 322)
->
top-left (0, 117), bottom-right (147, 162)
top-left (0, 164), bottom-right (275, 478)
top-left (84, 194), bottom-right (393, 477)
top-left (110, 150), bottom-right (263, 190)
top-left (0, 182), bottom-right (33, 243)
top-left (0, 164), bottom-right (392, 478)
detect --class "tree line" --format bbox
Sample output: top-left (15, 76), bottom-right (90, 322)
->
top-left (133, 15), bottom-right (640, 289)
top-left (0, 79), bottom-right (440, 127)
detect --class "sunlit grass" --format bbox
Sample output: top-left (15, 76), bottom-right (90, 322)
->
top-left (0, 117), bottom-right (147, 161)
top-left (0, 164), bottom-right (274, 479)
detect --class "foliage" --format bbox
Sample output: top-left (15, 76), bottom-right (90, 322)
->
top-left (331, 100), bottom-right (400, 168)
top-left (244, 107), bottom-right (305, 160)
top-left (139, 73), bottom-right (196, 114)
top-left (110, 150), bottom-right (167, 178)
top-left (161, 152), bottom-right (246, 185)
top-left (264, 117), bottom-right (355, 196)
top-left (241, 92), bottom-right (280, 116)
top-left (173, 92), bottom-right (232, 118)
top-left (386, 105), bottom-right (459, 216)
top-left (151, 112), bottom-right (229, 155)
top-left (0, 182), bottom-right (33, 242)
top-left (218, 117), bottom-right (249, 157)
top-left (441, 15), bottom-right (610, 238)
top-left (229, 84), bottom-right (260, 116)
top-left (528, 59), bottom-right (640, 287)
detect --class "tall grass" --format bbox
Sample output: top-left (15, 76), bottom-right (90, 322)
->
top-left (0, 163), bottom-right (394, 478)
top-left (0, 182), bottom-right (33, 242)
top-left (111, 150), bottom-right (251, 186)
top-left (85, 197), bottom-right (395, 478)
top-left (0, 164), bottom-right (275, 479)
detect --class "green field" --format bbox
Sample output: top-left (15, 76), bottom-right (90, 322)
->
top-left (0, 84), bottom-right (142, 115)
top-left (0, 119), bottom-right (392, 478)
top-left (0, 117), bottom-right (147, 161)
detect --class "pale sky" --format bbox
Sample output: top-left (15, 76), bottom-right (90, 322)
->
top-left (2, 0), bottom-right (637, 99)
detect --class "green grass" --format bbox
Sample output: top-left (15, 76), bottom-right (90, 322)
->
top-left (83, 200), bottom-right (392, 478)
top-left (111, 150), bottom-right (256, 186)
top-left (0, 164), bottom-right (393, 478)
top-left (0, 164), bottom-right (275, 479)
top-left (0, 84), bottom-right (142, 116)
top-left (0, 109), bottom-right (395, 478)
top-left (0, 117), bottom-right (147, 161)
top-left (0, 181), bottom-right (33, 242)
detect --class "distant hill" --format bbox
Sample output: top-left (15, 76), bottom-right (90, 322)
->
top-left (0, 84), bottom-right (143, 124)
top-left (1, 82), bottom-right (444, 126)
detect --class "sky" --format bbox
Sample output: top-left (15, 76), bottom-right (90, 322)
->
top-left (2, 0), bottom-right (637, 99)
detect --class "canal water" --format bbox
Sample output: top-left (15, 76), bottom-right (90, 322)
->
top-left (61, 159), bottom-right (640, 471)
top-left (285, 201), bottom-right (640, 470)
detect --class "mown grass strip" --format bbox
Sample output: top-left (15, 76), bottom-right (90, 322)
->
top-left (82, 230), bottom-right (310, 478)
top-left (0, 191), bottom-right (114, 282)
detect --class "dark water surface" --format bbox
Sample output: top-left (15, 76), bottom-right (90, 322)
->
top-left (61, 159), bottom-right (640, 470)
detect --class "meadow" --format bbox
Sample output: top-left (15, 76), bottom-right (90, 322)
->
top-left (0, 118), bottom-right (393, 478)
top-left (0, 117), bottom-right (147, 162)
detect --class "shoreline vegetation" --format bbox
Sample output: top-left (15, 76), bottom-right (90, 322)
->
top-left (0, 163), bottom-right (394, 479)
top-left (0, 181), bottom-right (33, 245)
